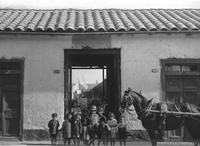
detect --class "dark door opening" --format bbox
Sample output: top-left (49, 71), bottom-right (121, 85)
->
top-left (0, 61), bottom-right (23, 138)
top-left (64, 49), bottom-right (121, 119)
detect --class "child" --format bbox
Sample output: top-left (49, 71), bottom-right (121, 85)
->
top-left (82, 117), bottom-right (90, 145)
top-left (98, 116), bottom-right (111, 146)
top-left (48, 113), bottom-right (60, 145)
top-left (88, 105), bottom-right (99, 146)
top-left (97, 107), bottom-right (106, 146)
top-left (72, 113), bottom-right (82, 145)
top-left (107, 112), bottom-right (118, 146)
top-left (61, 113), bottom-right (72, 145)
top-left (117, 116), bottom-right (127, 146)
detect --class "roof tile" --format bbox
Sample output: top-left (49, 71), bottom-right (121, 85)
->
top-left (0, 9), bottom-right (199, 33)
top-left (57, 10), bottom-right (68, 31)
top-left (94, 10), bottom-right (106, 32)
top-left (77, 10), bottom-right (85, 32)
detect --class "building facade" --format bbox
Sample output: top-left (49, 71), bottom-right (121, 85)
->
top-left (0, 9), bottom-right (200, 140)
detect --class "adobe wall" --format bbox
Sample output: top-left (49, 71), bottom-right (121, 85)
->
top-left (0, 33), bottom-right (199, 140)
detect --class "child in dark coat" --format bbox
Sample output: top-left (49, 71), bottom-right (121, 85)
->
top-left (61, 113), bottom-right (72, 145)
top-left (72, 113), bottom-right (82, 145)
top-left (82, 117), bottom-right (90, 145)
top-left (98, 116), bottom-right (111, 146)
top-left (48, 113), bottom-right (60, 145)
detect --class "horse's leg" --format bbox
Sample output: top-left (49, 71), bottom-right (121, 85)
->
top-left (147, 129), bottom-right (157, 146)
top-left (157, 129), bottom-right (164, 141)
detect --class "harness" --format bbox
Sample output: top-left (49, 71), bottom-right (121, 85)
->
top-left (137, 98), bottom-right (153, 120)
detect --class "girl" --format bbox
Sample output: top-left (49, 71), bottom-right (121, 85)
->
top-left (61, 113), bottom-right (72, 145)
top-left (117, 116), bottom-right (127, 146)
top-left (48, 113), bottom-right (60, 145)
top-left (107, 112), bottom-right (118, 146)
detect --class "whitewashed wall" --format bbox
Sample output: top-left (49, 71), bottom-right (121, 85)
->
top-left (112, 33), bottom-right (200, 130)
top-left (0, 33), bottom-right (200, 132)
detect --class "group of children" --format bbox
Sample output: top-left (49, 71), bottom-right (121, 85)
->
top-left (48, 105), bottom-right (127, 146)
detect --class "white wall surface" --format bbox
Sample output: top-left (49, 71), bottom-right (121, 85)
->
top-left (112, 33), bottom-right (200, 129)
top-left (0, 35), bottom-right (72, 129)
top-left (0, 33), bottom-right (200, 130)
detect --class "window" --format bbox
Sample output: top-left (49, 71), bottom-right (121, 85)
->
top-left (162, 59), bottom-right (200, 138)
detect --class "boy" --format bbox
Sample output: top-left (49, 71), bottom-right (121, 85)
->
top-left (48, 113), bottom-right (60, 145)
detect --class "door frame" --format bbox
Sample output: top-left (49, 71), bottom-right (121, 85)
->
top-left (64, 49), bottom-right (121, 118)
top-left (0, 59), bottom-right (24, 140)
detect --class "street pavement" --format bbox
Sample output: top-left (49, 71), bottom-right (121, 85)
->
top-left (0, 140), bottom-right (196, 146)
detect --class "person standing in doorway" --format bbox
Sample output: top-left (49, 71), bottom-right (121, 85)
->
top-left (71, 100), bottom-right (82, 115)
top-left (48, 113), bottom-right (60, 145)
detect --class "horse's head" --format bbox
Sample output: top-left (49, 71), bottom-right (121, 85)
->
top-left (119, 88), bottom-right (136, 113)
top-left (120, 88), bottom-right (152, 115)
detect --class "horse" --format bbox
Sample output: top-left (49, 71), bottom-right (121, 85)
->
top-left (119, 88), bottom-right (200, 146)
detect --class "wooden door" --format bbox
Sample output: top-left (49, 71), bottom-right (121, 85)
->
top-left (183, 76), bottom-right (200, 139)
top-left (2, 74), bottom-right (20, 136)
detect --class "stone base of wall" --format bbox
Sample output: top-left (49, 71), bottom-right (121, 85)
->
top-left (24, 129), bottom-right (63, 141)
top-left (23, 129), bottom-right (150, 141)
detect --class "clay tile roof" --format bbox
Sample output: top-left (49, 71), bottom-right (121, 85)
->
top-left (0, 9), bottom-right (199, 33)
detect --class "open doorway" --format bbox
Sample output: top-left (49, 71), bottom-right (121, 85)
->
top-left (64, 49), bottom-right (121, 119)
top-left (72, 68), bottom-right (107, 110)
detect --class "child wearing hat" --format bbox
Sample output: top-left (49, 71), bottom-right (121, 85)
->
top-left (107, 112), bottom-right (118, 146)
top-left (48, 113), bottom-right (60, 145)
top-left (88, 105), bottom-right (99, 146)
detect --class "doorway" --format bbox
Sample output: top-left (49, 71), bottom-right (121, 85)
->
top-left (64, 49), bottom-right (121, 119)
top-left (0, 60), bottom-right (23, 138)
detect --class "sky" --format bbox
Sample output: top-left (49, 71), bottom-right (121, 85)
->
top-left (72, 69), bottom-right (105, 84)
top-left (0, 0), bottom-right (200, 9)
